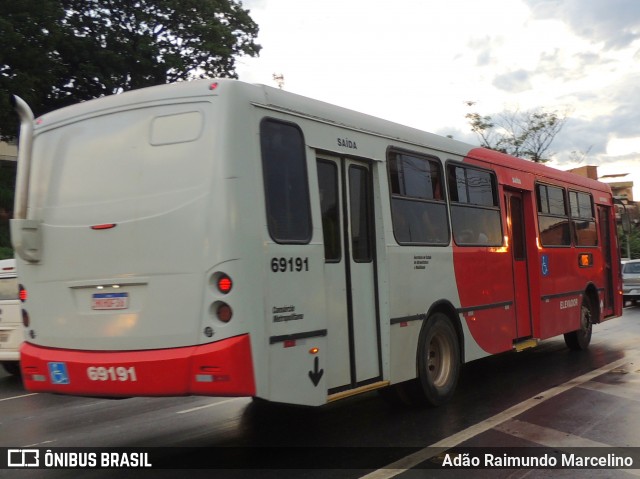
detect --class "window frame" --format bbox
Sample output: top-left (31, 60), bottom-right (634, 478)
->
top-left (260, 118), bottom-right (313, 245)
top-left (568, 190), bottom-right (598, 247)
top-left (446, 161), bottom-right (503, 247)
top-left (387, 149), bottom-right (450, 246)
top-left (535, 183), bottom-right (571, 248)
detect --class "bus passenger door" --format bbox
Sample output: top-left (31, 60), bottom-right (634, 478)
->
top-left (317, 156), bottom-right (381, 394)
top-left (598, 205), bottom-right (615, 316)
top-left (505, 190), bottom-right (533, 339)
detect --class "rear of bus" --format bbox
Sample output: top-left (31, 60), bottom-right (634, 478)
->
top-left (0, 258), bottom-right (22, 376)
top-left (13, 80), bottom-right (258, 397)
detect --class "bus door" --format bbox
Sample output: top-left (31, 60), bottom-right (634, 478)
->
top-left (505, 189), bottom-right (533, 338)
top-left (316, 156), bottom-right (381, 393)
top-left (598, 205), bottom-right (615, 315)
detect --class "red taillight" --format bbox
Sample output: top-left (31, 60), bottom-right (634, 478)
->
top-left (217, 275), bottom-right (233, 294)
top-left (19, 284), bottom-right (27, 302)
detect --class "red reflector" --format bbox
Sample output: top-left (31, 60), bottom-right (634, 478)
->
top-left (91, 224), bottom-right (116, 230)
top-left (284, 340), bottom-right (296, 348)
top-left (19, 286), bottom-right (27, 302)
top-left (217, 276), bottom-right (232, 294)
top-left (209, 82), bottom-right (219, 91)
top-left (216, 303), bottom-right (233, 323)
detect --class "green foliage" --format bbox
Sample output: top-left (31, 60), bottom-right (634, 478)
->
top-left (465, 107), bottom-right (566, 162)
top-left (0, 0), bottom-right (261, 139)
top-left (618, 226), bottom-right (640, 260)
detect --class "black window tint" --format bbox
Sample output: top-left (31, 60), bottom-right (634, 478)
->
top-left (260, 120), bottom-right (311, 243)
top-left (317, 160), bottom-right (341, 261)
top-left (447, 164), bottom-right (502, 246)
top-left (392, 199), bottom-right (449, 244)
top-left (388, 151), bottom-right (448, 245)
top-left (448, 166), bottom-right (496, 207)
top-left (349, 166), bottom-right (373, 262)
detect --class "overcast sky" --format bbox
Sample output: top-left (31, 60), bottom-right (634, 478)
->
top-left (236, 0), bottom-right (640, 196)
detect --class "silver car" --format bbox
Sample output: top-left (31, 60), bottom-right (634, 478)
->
top-left (622, 259), bottom-right (640, 303)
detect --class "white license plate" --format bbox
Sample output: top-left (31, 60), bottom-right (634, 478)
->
top-left (92, 292), bottom-right (129, 310)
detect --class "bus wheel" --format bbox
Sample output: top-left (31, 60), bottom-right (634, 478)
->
top-left (413, 313), bottom-right (461, 407)
top-left (564, 295), bottom-right (593, 351)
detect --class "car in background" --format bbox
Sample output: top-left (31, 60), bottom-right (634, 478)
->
top-left (0, 258), bottom-right (22, 376)
top-left (622, 259), bottom-right (640, 304)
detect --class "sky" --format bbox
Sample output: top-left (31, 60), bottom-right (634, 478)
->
top-left (235, 0), bottom-right (640, 197)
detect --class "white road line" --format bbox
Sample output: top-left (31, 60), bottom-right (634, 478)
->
top-left (0, 393), bottom-right (38, 402)
top-left (360, 353), bottom-right (640, 479)
top-left (176, 398), bottom-right (243, 414)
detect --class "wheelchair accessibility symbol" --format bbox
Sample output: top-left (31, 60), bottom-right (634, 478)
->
top-left (541, 254), bottom-right (550, 277)
top-left (48, 362), bottom-right (70, 384)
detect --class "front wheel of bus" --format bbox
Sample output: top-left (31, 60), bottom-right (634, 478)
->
top-left (564, 295), bottom-right (593, 351)
top-left (414, 313), bottom-right (461, 407)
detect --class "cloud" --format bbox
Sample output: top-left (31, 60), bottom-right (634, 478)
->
top-left (492, 69), bottom-right (533, 93)
top-left (524, 0), bottom-right (640, 50)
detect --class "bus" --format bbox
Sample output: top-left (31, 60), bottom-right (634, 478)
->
top-left (0, 258), bottom-right (23, 376)
top-left (11, 79), bottom-right (622, 407)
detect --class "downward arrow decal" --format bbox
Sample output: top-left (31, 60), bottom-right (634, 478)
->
top-left (308, 356), bottom-right (324, 387)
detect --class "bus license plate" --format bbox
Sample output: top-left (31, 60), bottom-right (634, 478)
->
top-left (92, 292), bottom-right (129, 310)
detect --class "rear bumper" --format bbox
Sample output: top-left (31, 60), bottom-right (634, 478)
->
top-left (20, 334), bottom-right (256, 397)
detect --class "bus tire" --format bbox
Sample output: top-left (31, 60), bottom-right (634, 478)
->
top-left (412, 313), bottom-right (461, 407)
top-left (564, 295), bottom-right (593, 351)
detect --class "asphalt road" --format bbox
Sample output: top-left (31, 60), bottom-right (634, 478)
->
top-left (2, 306), bottom-right (640, 478)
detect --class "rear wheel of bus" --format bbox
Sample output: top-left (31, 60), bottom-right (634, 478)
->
top-left (564, 295), bottom-right (593, 351)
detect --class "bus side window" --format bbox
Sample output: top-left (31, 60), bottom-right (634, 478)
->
top-left (260, 119), bottom-right (312, 243)
top-left (447, 164), bottom-right (502, 246)
top-left (317, 160), bottom-right (341, 261)
top-left (536, 184), bottom-right (571, 247)
top-left (388, 150), bottom-right (449, 245)
top-left (569, 191), bottom-right (598, 247)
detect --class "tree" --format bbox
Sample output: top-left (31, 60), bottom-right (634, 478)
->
top-left (465, 105), bottom-right (566, 162)
top-left (0, 0), bottom-right (261, 139)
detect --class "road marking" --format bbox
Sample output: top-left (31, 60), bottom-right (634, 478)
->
top-left (177, 398), bottom-right (243, 414)
top-left (494, 419), bottom-right (609, 447)
top-left (360, 353), bottom-right (640, 479)
top-left (0, 393), bottom-right (38, 402)
top-left (578, 379), bottom-right (640, 402)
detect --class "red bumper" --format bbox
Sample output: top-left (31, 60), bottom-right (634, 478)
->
top-left (20, 334), bottom-right (256, 397)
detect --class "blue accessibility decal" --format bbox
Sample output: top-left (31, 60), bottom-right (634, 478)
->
top-left (48, 362), bottom-right (70, 385)
top-left (541, 254), bottom-right (550, 277)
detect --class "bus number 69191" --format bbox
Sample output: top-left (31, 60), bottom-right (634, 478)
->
top-left (271, 257), bottom-right (309, 273)
top-left (87, 366), bottom-right (137, 382)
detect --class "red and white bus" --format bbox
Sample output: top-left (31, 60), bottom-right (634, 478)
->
top-left (11, 79), bottom-right (622, 407)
